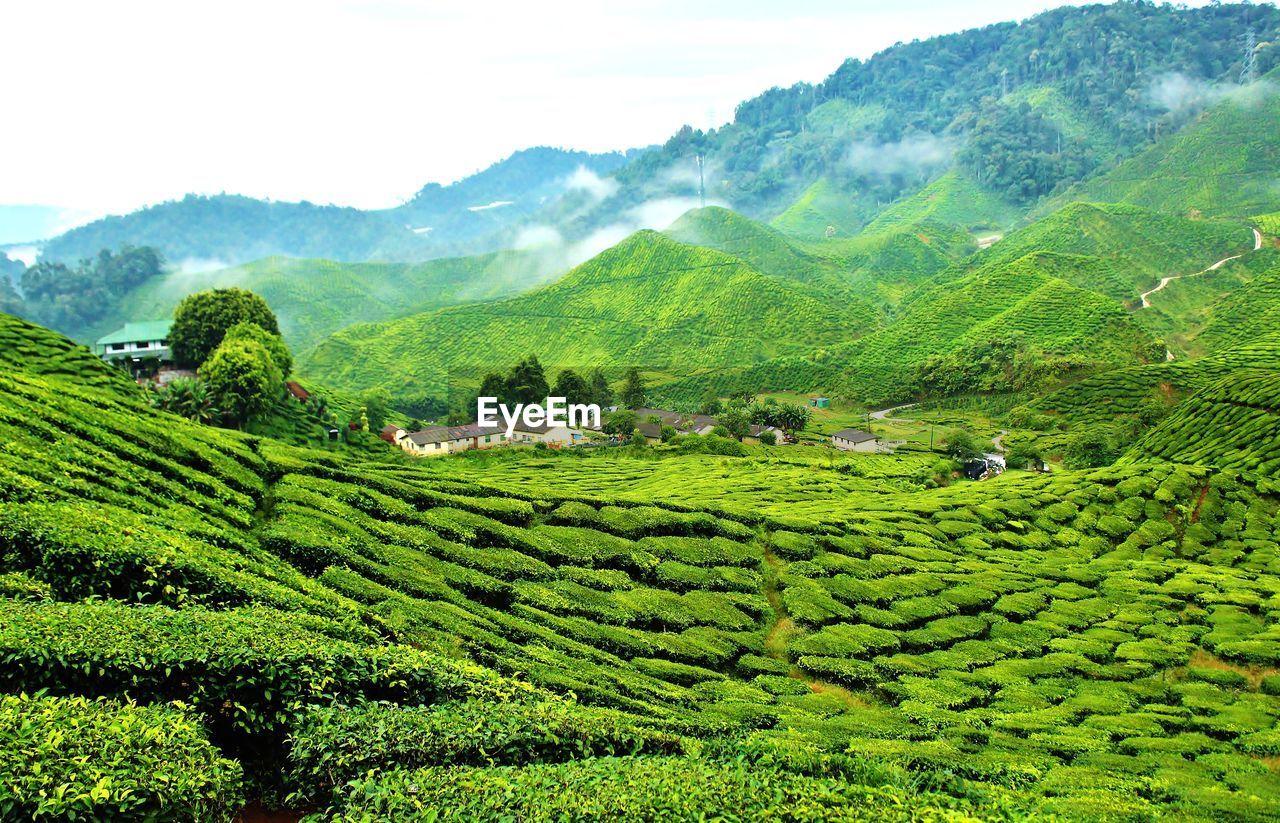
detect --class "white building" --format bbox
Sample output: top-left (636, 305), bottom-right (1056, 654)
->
top-left (831, 428), bottom-right (878, 452)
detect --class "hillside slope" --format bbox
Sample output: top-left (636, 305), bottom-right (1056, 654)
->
top-left (111, 249), bottom-right (564, 356)
top-left (1060, 81), bottom-right (1280, 218)
top-left (301, 231), bottom-right (875, 404)
top-left (1122, 367), bottom-right (1280, 473)
top-left (1, 313), bottom-right (1279, 819)
top-left (963, 202), bottom-right (1254, 302)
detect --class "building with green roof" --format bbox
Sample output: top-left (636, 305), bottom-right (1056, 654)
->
top-left (94, 320), bottom-right (173, 363)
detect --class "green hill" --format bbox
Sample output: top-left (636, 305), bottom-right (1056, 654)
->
top-left (1122, 367), bottom-right (1280, 473)
top-left (1030, 332), bottom-right (1280, 425)
top-left (965, 202), bottom-right (1254, 303)
top-left (665, 206), bottom-right (855, 294)
top-left (3, 313), bottom-right (1280, 819)
top-left (769, 177), bottom-right (878, 238)
top-left (111, 250), bottom-right (561, 355)
top-left (861, 170), bottom-right (1022, 235)
top-left (301, 231), bottom-right (874, 405)
top-left (1061, 81), bottom-right (1280, 218)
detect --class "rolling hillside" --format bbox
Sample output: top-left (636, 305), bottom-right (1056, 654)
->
top-left (2, 312), bottom-right (1279, 819)
top-left (1123, 367), bottom-right (1280, 473)
top-left (110, 249), bottom-right (565, 356)
top-left (301, 231), bottom-right (874, 405)
top-left (1061, 78), bottom-right (1280, 218)
top-left (963, 202), bottom-right (1254, 303)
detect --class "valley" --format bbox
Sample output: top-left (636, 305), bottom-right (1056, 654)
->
top-left (2, 2), bottom-right (1280, 821)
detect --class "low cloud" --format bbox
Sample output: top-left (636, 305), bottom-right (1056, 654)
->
top-left (563, 166), bottom-right (618, 201)
top-left (175, 257), bottom-right (232, 274)
top-left (1148, 72), bottom-right (1276, 115)
top-left (846, 134), bottom-right (953, 177)
top-left (514, 194), bottom-right (726, 275)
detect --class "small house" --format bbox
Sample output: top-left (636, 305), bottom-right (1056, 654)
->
top-left (286, 381), bottom-right (310, 402)
top-left (831, 428), bottom-right (877, 452)
top-left (401, 423), bottom-right (508, 457)
top-left (379, 424), bottom-right (405, 445)
top-left (510, 419), bottom-right (584, 446)
top-left (810, 397), bottom-right (830, 409)
top-left (95, 320), bottom-right (173, 364)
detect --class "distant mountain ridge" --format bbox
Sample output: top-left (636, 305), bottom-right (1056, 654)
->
top-left (35, 147), bottom-right (645, 267)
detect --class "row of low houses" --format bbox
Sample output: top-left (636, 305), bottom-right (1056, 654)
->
top-left (382, 419), bottom-right (584, 457)
top-left (625, 408), bottom-right (782, 444)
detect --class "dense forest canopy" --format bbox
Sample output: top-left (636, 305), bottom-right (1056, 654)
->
top-left (578, 1), bottom-right (1280, 234)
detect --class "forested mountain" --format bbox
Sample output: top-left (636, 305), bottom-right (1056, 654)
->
top-left (35, 148), bottom-right (642, 267)
top-left (550, 1), bottom-right (1280, 243)
top-left (391, 146), bottom-right (644, 242)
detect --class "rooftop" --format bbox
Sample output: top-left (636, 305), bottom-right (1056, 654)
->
top-left (95, 320), bottom-right (172, 347)
top-left (831, 428), bottom-right (876, 443)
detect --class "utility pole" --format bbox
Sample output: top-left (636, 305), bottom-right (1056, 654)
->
top-left (1241, 28), bottom-right (1259, 84)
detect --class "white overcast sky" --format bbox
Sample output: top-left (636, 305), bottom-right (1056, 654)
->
top-left (0, 0), bottom-right (1212, 218)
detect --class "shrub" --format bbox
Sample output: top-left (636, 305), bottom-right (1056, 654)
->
top-left (287, 699), bottom-right (682, 800)
top-left (0, 600), bottom-right (520, 741)
top-left (0, 694), bottom-right (243, 821)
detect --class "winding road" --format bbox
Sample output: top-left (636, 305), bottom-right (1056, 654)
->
top-left (869, 402), bottom-right (918, 421)
top-left (1139, 228), bottom-right (1263, 309)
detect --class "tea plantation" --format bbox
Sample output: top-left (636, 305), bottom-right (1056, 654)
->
top-left (1, 312), bottom-right (1279, 821)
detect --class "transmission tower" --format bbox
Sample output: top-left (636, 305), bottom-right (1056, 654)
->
top-left (1241, 28), bottom-right (1259, 84)
top-left (696, 154), bottom-right (706, 209)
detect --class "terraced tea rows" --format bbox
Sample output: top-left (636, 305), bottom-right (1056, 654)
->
top-left (1, 313), bottom-right (1278, 820)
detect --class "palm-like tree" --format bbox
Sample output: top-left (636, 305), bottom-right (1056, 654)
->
top-left (151, 378), bottom-right (221, 424)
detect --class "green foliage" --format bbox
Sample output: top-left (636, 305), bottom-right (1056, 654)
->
top-left (0, 693), bottom-right (244, 821)
top-left (16, 245), bottom-right (164, 339)
top-left (150, 377), bottom-right (221, 424)
top-left (170, 287), bottom-right (280, 367)
top-left (222, 320), bottom-right (292, 377)
top-left (287, 698), bottom-right (682, 799)
top-left (200, 339), bottom-right (282, 426)
top-left (620, 366), bottom-right (647, 409)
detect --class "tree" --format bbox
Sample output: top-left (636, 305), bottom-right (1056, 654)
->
top-left (620, 367), bottom-right (646, 409)
top-left (602, 410), bottom-right (637, 436)
top-left (942, 428), bottom-right (983, 461)
top-left (200, 339), bottom-right (281, 426)
top-left (360, 388), bottom-right (390, 432)
top-left (479, 372), bottom-right (509, 404)
top-left (552, 369), bottom-right (591, 405)
top-left (221, 321), bottom-right (292, 376)
top-left (150, 377), bottom-right (220, 424)
top-left (1063, 427), bottom-right (1119, 469)
top-left (507, 356), bottom-right (549, 405)
top-left (698, 390), bottom-right (723, 416)
top-left (659, 425), bottom-right (678, 443)
top-left (718, 407), bottom-right (751, 441)
top-left (171, 288), bottom-right (280, 367)
top-left (587, 368), bottom-right (613, 407)
top-left (758, 430), bottom-right (777, 446)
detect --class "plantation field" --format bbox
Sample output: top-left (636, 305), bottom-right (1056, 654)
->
top-left (301, 230), bottom-right (877, 404)
top-left (1060, 80), bottom-right (1280, 219)
top-left (112, 250), bottom-right (560, 355)
top-left (2, 312), bottom-right (1280, 820)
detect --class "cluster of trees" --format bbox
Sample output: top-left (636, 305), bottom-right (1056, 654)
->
top-left (19, 246), bottom-right (164, 336)
top-left (601, 394), bottom-right (811, 445)
top-left (457, 357), bottom-right (626, 425)
top-left (914, 336), bottom-right (1093, 398)
top-left (957, 100), bottom-right (1097, 204)
top-left (152, 288), bottom-right (292, 429)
